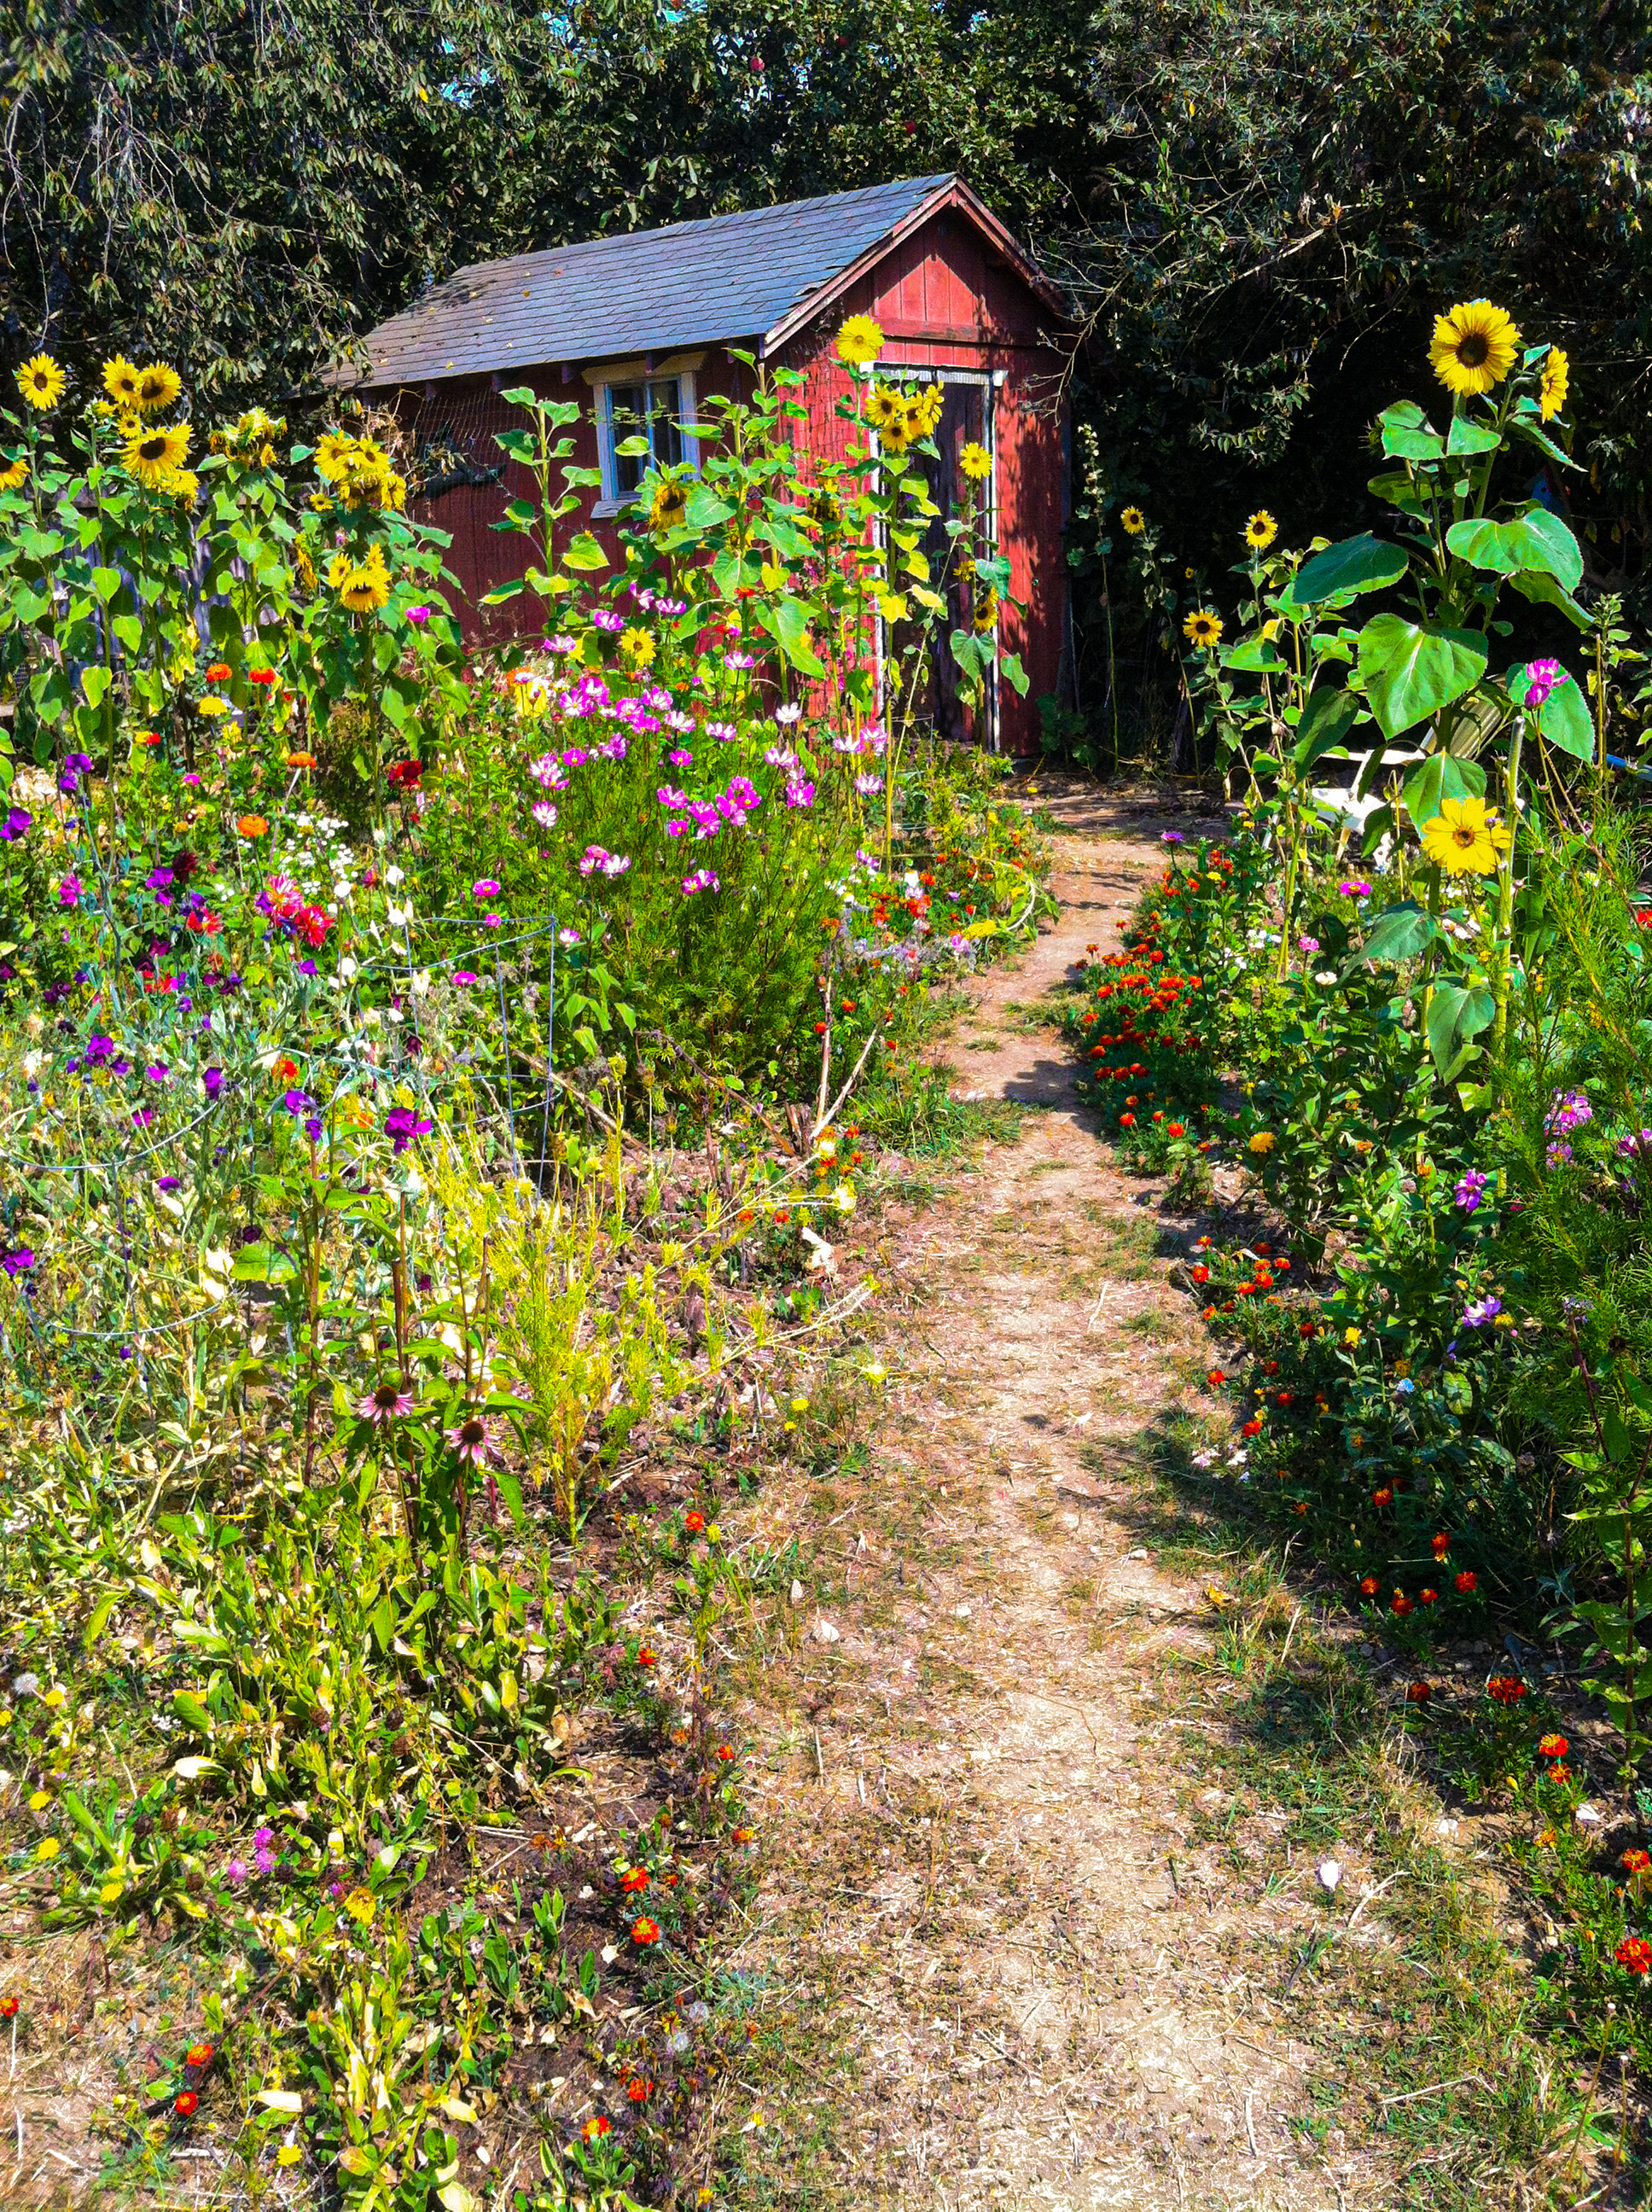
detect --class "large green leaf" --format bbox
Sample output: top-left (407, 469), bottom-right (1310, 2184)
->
top-left (561, 531), bottom-right (608, 572)
top-left (1223, 636), bottom-right (1288, 672)
top-left (1288, 686), bottom-right (1358, 772)
top-left (1446, 415), bottom-right (1500, 457)
top-left (756, 597), bottom-right (824, 678)
top-left (1509, 569), bottom-right (1591, 631)
top-left (1425, 982), bottom-right (1495, 1079)
top-left (1402, 753), bottom-right (1486, 830)
top-left (1345, 900), bottom-right (1444, 971)
top-left (1445, 509), bottom-right (1582, 589)
top-left (1376, 402), bottom-right (1443, 462)
top-left (1356, 614), bottom-right (1488, 739)
top-left (1536, 674), bottom-right (1594, 760)
top-left (1289, 533), bottom-right (1411, 606)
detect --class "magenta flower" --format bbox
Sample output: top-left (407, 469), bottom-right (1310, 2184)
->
top-left (57, 875), bottom-right (80, 907)
top-left (355, 1382), bottom-right (415, 1424)
top-left (471, 878), bottom-right (500, 899)
top-left (406, 605), bottom-right (432, 626)
top-left (1520, 657), bottom-right (1567, 709)
top-left (445, 1411), bottom-right (502, 1468)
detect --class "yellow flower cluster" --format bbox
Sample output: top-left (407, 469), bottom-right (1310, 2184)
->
top-left (327, 544), bottom-right (391, 613)
top-left (209, 406), bottom-right (286, 468)
top-left (864, 381), bottom-right (945, 457)
top-left (314, 430), bottom-right (406, 512)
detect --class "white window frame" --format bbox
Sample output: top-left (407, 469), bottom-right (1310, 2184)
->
top-left (592, 370), bottom-right (697, 516)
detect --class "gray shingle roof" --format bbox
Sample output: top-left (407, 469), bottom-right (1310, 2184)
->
top-left (339, 175), bottom-right (958, 389)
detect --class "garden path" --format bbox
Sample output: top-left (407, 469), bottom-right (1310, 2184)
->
top-left (742, 783), bottom-right (1398, 2210)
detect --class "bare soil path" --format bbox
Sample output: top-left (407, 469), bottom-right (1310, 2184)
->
top-left (736, 783), bottom-right (1409, 2211)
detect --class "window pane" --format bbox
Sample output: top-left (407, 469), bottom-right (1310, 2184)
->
top-left (608, 383), bottom-right (648, 493)
top-left (648, 378), bottom-right (683, 469)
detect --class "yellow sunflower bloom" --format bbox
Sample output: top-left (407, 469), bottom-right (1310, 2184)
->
top-left (649, 477), bottom-right (689, 532)
top-left (619, 626), bottom-right (656, 666)
top-left (327, 543), bottom-right (391, 614)
top-left (910, 384), bottom-right (945, 436)
top-left (864, 387), bottom-right (903, 433)
top-left (1418, 794), bottom-right (1512, 876)
top-left (134, 362), bottom-right (182, 415)
top-left (315, 431), bottom-right (355, 483)
top-left (15, 354), bottom-right (65, 410)
top-left (959, 441), bottom-right (992, 482)
top-left (102, 357), bottom-right (143, 408)
top-left (836, 315), bottom-right (885, 368)
top-left (1120, 506), bottom-right (1146, 536)
top-left (165, 469), bottom-right (201, 507)
top-left (1183, 608), bottom-right (1224, 649)
top-left (0, 456), bottom-right (26, 493)
top-left (1244, 510), bottom-right (1278, 550)
top-left (1539, 346), bottom-right (1569, 423)
top-left (1428, 300), bottom-right (1521, 398)
top-left (122, 422), bottom-right (192, 487)
top-left (972, 587), bottom-right (1000, 633)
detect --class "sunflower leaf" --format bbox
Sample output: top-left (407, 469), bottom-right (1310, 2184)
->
top-left (1537, 677), bottom-right (1595, 761)
top-left (1288, 534), bottom-right (1410, 607)
top-left (1356, 614), bottom-right (1489, 739)
top-left (1402, 754), bottom-right (1486, 831)
top-left (1446, 416), bottom-right (1501, 457)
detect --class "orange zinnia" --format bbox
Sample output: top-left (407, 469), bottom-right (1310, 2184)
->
top-left (236, 815), bottom-right (269, 838)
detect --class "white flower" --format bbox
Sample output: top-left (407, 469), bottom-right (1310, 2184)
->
top-left (1315, 970), bottom-right (1338, 985)
top-left (1576, 1802), bottom-right (1603, 1827)
top-left (1317, 1858), bottom-right (1342, 1893)
top-left (410, 971), bottom-right (431, 998)
top-left (384, 864), bottom-right (404, 886)
top-left (1191, 1449), bottom-right (1216, 1469)
top-left (386, 903), bottom-right (410, 927)
top-left (339, 957), bottom-right (358, 981)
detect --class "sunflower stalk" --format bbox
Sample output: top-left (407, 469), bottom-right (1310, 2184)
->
top-left (1490, 710), bottom-right (1527, 1102)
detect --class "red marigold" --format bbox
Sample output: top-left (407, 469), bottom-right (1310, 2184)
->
top-left (1275, 1390), bottom-right (1294, 1406)
top-left (1299, 1321), bottom-right (1318, 1339)
top-left (1373, 1487), bottom-right (1394, 1506)
top-left (247, 667), bottom-right (277, 686)
top-left (683, 1511), bottom-right (706, 1534)
top-left (626, 2077), bottom-right (654, 2103)
top-left (1120, 1113), bottom-right (1136, 1127)
top-left (637, 1644), bottom-right (656, 1668)
top-left (631, 1917), bottom-right (661, 1946)
top-left (1618, 1936), bottom-right (1652, 1974)
top-left (1242, 1417), bottom-right (1262, 1436)
top-left (1621, 1849), bottom-right (1651, 1876)
top-left (1487, 1675), bottom-right (1527, 1705)
top-left (1167, 1122), bottom-right (1185, 1137)
top-left (1191, 1266), bottom-right (1210, 1285)
top-left (1546, 1761), bottom-right (1573, 1784)
top-left (1391, 1592), bottom-right (1414, 1617)
top-left (0, 1998), bottom-right (15, 2019)
top-left (1420, 1587), bottom-right (1438, 1605)
top-left (1432, 1533), bottom-right (1451, 1558)
top-left (584, 2116), bottom-right (613, 2141)
top-left (1207, 1368), bottom-right (1226, 1386)
top-left (1539, 1733), bottom-right (1569, 1761)
top-left (1359, 1575), bottom-right (1379, 1597)
top-left (174, 2091), bottom-right (199, 2117)
top-left (1407, 1680), bottom-right (1433, 1703)
top-left (185, 2042), bottom-right (213, 2068)
top-left (620, 1866), bottom-right (649, 1892)
top-left (715, 1743), bottom-right (735, 1761)
top-left (1455, 1570), bottom-right (1479, 1596)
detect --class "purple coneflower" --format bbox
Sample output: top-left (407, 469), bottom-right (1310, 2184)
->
top-left (445, 1410), bottom-right (502, 1468)
top-left (355, 1382), bottom-right (415, 1425)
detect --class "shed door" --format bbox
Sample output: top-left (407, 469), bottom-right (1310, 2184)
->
top-left (885, 373), bottom-right (997, 751)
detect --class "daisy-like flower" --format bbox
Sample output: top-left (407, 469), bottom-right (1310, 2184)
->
top-left (102, 358), bottom-right (143, 407)
top-left (135, 362), bottom-right (183, 414)
top-left (1243, 510), bottom-right (1278, 550)
top-left (835, 315), bottom-right (884, 368)
top-left (1419, 795), bottom-right (1511, 876)
top-left (1183, 609), bottom-right (1223, 649)
top-left (355, 1382), bottom-right (414, 1424)
top-left (15, 354), bottom-right (65, 410)
top-left (327, 544), bottom-right (390, 613)
top-left (1429, 300), bottom-right (1521, 397)
top-left (958, 441), bottom-right (992, 481)
top-left (1120, 506), bottom-right (1146, 535)
top-left (1539, 346), bottom-right (1569, 423)
top-left (445, 1411), bottom-right (501, 1468)
top-left (0, 455), bottom-right (26, 492)
top-left (122, 422), bottom-right (192, 489)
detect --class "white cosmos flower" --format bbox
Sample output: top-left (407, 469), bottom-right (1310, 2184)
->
top-left (384, 864), bottom-right (404, 886)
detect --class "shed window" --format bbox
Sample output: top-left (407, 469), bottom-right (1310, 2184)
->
top-left (596, 374), bottom-right (694, 505)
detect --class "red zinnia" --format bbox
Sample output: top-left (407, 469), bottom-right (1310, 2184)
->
top-left (1207, 1369), bottom-right (1225, 1387)
top-left (627, 2077), bottom-right (654, 2102)
top-left (631, 1917), bottom-right (661, 1946)
top-left (1431, 1533), bottom-right (1451, 1558)
top-left (0, 1998), bottom-right (15, 2019)
top-left (205, 662), bottom-right (231, 682)
top-left (247, 667), bottom-right (277, 686)
top-left (637, 1645), bottom-right (656, 1668)
top-left (620, 1866), bottom-right (649, 1892)
top-left (715, 1743), bottom-right (735, 1761)
top-left (1618, 1936), bottom-right (1652, 1974)
top-left (185, 2042), bottom-right (213, 2068)
top-left (1488, 1675), bottom-right (1527, 1705)
top-left (684, 1511), bottom-right (706, 1534)
top-left (174, 2091), bottom-right (199, 2117)
top-left (1455, 1570), bottom-right (1478, 1595)
top-left (1539, 1734), bottom-right (1568, 1761)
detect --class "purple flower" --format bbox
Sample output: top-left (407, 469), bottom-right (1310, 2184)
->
top-left (224, 1858), bottom-right (248, 1886)
top-left (1454, 1167), bottom-right (1489, 1213)
top-left (202, 1067), bottom-right (224, 1096)
top-left (1161, 830), bottom-right (1185, 845)
top-left (682, 868), bottom-right (720, 895)
top-left (1618, 1130), bottom-right (1652, 1159)
top-left (304, 1116), bottom-right (323, 1143)
top-left (1545, 1088), bottom-right (1592, 1137)
top-left (592, 608), bottom-right (624, 633)
top-left (1519, 658), bottom-right (1567, 709)
top-left (784, 776), bottom-right (817, 810)
top-left (1340, 879), bottom-right (1371, 898)
top-left (452, 969), bottom-right (478, 987)
top-left (183, 772), bottom-right (201, 788)
top-left (279, 1087), bottom-right (311, 1115)
top-left (406, 605), bottom-right (432, 626)
top-left (157, 1175), bottom-right (181, 1191)
top-left (56, 876), bottom-right (80, 908)
top-left (0, 1247), bottom-right (37, 1277)
top-left (85, 1034), bottom-right (114, 1064)
top-left (1546, 1140), bottom-right (1573, 1168)
top-left (131, 1107), bottom-right (154, 1128)
top-left (0, 807), bottom-right (31, 841)
top-left (1461, 1295), bottom-right (1504, 1328)
top-left (471, 877), bottom-right (500, 899)
top-left (144, 867), bottom-right (175, 892)
top-left (1296, 934), bottom-right (1320, 953)
top-left (144, 1062), bottom-right (168, 1084)
top-left (384, 1106), bottom-right (433, 1155)
top-left (667, 748), bottom-right (694, 768)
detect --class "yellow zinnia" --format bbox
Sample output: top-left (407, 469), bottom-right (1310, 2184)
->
top-left (134, 362), bottom-right (182, 415)
top-left (1244, 510), bottom-right (1278, 550)
top-left (1120, 506), bottom-right (1146, 536)
top-left (1419, 794), bottom-right (1512, 876)
top-left (327, 543), bottom-right (391, 613)
top-left (1428, 300), bottom-right (1521, 398)
top-left (103, 357), bottom-right (143, 408)
top-left (836, 315), bottom-right (884, 368)
top-left (0, 456), bottom-right (26, 492)
top-left (15, 354), bottom-right (65, 410)
top-left (1183, 608), bottom-right (1224, 649)
top-left (1539, 346), bottom-right (1569, 423)
top-left (123, 422), bottom-right (192, 487)
top-left (619, 626), bottom-right (655, 666)
top-left (959, 441), bottom-right (992, 482)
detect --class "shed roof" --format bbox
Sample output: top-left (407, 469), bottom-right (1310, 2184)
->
top-left (335, 173), bottom-right (1057, 390)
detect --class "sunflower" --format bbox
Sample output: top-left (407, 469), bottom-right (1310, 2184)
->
top-left (1120, 506), bottom-right (1146, 536)
top-left (15, 354), bottom-right (65, 411)
top-left (102, 357), bottom-right (143, 408)
top-left (0, 456), bottom-right (26, 493)
top-left (294, 540), bottom-right (318, 592)
top-left (315, 431), bottom-right (355, 483)
top-left (165, 468), bottom-right (201, 507)
top-left (134, 362), bottom-right (182, 415)
top-left (899, 398), bottom-right (931, 444)
top-left (1419, 795), bottom-right (1512, 876)
top-left (327, 543), bottom-right (391, 613)
top-left (1428, 300), bottom-right (1521, 398)
top-left (836, 315), bottom-right (885, 369)
top-left (1244, 510), bottom-right (1278, 550)
top-left (864, 387), bottom-right (904, 434)
top-left (972, 587), bottom-right (1000, 633)
top-left (1539, 346), bottom-right (1569, 423)
top-left (959, 441), bottom-right (992, 482)
top-left (1183, 608), bottom-right (1224, 649)
top-left (122, 422), bottom-right (192, 487)
top-left (909, 384), bottom-right (945, 437)
top-left (807, 486), bottom-right (842, 537)
top-left (649, 477), bottom-right (689, 531)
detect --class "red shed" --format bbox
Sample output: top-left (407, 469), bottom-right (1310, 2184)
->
top-left (340, 175), bottom-right (1071, 754)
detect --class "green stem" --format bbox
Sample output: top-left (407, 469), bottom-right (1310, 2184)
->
top-left (1490, 712), bottom-right (1526, 1111)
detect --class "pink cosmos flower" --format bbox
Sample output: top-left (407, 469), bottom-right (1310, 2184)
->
top-left (471, 878), bottom-right (500, 899)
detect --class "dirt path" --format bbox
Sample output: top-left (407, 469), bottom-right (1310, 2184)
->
top-left (737, 785), bottom-right (1400, 2210)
